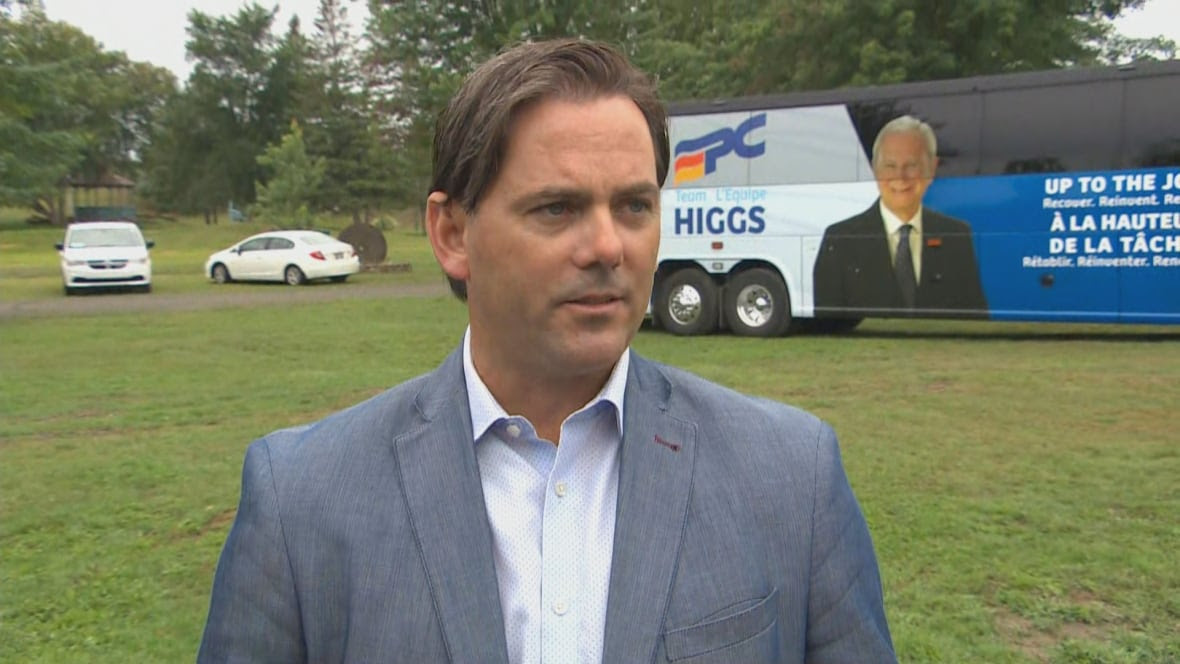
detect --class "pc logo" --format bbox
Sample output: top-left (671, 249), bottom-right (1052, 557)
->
top-left (673, 113), bottom-right (767, 185)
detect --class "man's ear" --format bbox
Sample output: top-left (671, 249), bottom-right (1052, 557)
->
top-left (426, 191), bottom-right (470, 283)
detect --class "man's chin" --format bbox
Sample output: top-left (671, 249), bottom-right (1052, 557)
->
top-left (555, 331), bottom-right (632, 370)
top-left (883, 200), bottom-right (920, 218)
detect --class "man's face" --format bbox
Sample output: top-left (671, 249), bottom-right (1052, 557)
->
top-left (448, 96), bottom-right (661, 386)
top-left (874, 130), bottom-right (936, 220)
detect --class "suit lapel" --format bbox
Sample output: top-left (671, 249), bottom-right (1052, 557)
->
top-left (394, 351), bottom-right (509, 664)
top-left (857, 205), bottom-right (903, 305)
top-left (602, 356), bottom-right (697, 663)
top-left (918, 211), bottom-right (950, 290)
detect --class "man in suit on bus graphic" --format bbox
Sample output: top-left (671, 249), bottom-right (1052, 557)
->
top-left (813, 115), bottom-right (988, 317)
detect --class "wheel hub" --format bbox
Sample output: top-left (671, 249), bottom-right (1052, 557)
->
top-left (668, 285), bottom-right (702, 325)
top-left (735, 284), bottom-right (774, 327)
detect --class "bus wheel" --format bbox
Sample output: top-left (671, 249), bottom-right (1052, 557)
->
top-left (724, 268), bottom-right (791, 337)
top-left (656, 268), bottom-right (718, 336)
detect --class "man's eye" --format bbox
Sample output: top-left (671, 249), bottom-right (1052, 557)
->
top-left (542, 202), bottom-right (568, 216)
top-left (626, 199), bottom-right (652, 214)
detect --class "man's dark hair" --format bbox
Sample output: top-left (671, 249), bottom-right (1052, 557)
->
top-left (430, 38), bottom-right (669, 299)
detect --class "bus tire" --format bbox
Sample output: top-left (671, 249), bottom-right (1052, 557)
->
top-left (724, 268), bottom-right (791, 337)
top-left (656, 268), bottom-right (718, 336)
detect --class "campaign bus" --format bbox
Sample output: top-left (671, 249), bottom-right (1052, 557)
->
top-left (652, 59), bottom-right (1180, 336)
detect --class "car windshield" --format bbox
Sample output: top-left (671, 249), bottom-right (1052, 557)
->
top-left (68, 228), bottom-right (142, 248)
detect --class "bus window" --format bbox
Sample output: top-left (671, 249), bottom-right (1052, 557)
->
top-left (980, 81), bottom-right (1121, 174)
top-left (1123, 75), bottom-right (1180, 168)
top-left (903, 94), bottom-right (982, 177)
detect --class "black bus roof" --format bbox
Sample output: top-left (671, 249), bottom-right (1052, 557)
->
top-left (668, 59), bottom-right (1180, 116)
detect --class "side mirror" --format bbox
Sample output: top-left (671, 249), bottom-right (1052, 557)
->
top-left (146, 240), bottom-right (155, 249)
top-left (55, 242), bottom-right (64, 250)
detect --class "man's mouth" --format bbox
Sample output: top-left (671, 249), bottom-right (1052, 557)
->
top-left (569, 293), bottom-right (622, 305)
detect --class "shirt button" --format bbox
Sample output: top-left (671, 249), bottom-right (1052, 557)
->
top-left (554, 481), bottom-right (567, 497)
top-left (505, 423), bottom-right (521, 438)
top-left (553, 602), bottom-right (568, 615)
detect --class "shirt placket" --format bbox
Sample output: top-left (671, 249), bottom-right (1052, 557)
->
top-left (540, 426), bottom-right (582, 662)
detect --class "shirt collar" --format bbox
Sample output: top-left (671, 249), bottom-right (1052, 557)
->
top-left (879, 200), bottom-right (923, 236)
top-left (462, 326), bottom-right (628, 442)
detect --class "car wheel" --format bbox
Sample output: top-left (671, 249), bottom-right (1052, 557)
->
top-left (329, 275), bottom-right (348, 283)
top-left (284, 265), bottom-right (306, 286)
top-left (212, 263), bottom-right (231, 284)
top-left (723, 268), bottom-right (791, 337)
top-left (655, 268), bottom-right (718, 336)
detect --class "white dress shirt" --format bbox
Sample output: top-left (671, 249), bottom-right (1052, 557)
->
top-left (880, 201), bottom-right (923, 281)
top-left (464, 330), bottom-right (627, 664)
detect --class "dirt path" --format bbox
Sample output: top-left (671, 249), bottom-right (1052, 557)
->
top-left (0, 281), bottom-right (451, 320)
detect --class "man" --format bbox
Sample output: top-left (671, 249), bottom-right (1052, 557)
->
top-left (199, 39), bottom-right (895, 663)
top-left (813, 115), bottom-right (988, 317)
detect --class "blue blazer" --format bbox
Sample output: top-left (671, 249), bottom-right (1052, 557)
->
top-left (199, 349), bottom-right (895, 663)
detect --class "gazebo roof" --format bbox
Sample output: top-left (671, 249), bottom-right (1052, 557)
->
top-left (66, 173), bottom-right (136, 188)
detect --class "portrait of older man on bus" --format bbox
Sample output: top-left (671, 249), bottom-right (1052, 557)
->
top-left (813, 115), bottom-right (988, 317)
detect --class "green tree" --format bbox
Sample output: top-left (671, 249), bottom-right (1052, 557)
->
top-left (0, 14), bottom-right (85, 220)
top-left (654, 0), bottom-right (1176, 97)
top-left (252, 120), bottom-right (325, 227)
top-left (623, 0), bottom-right (770, 100)
top-left (0, 5), bottom-right (175, 223)
top-left (301, 0), bottom-right (398, 218)
top-left (138, 92), bottom-right (234, 221)
top-left (357, 0), bottom-right (1179, 204)
top-left (185, 3), bottom-right (284, 208)
top-left (364, 0), bottom-right (639, 206)
top-left (142, 3), bottom-right (308, 217)
top-left (368, 0), bottom-right (1177, 110)
top-left (365, 0), bottom-right (479, 208)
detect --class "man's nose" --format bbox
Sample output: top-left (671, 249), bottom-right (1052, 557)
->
top-left (576, 205), bottom-right (624, 268)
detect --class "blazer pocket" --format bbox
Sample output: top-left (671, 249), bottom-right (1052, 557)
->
top-left (663, 588), bottom-right (779, 662)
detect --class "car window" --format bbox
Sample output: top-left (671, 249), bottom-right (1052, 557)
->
top-left (267, 237), bottom-right (295, 250)
top-left (299, 234), bottom-right (333, 245)
top-left (239, 238), bottom-right (269, 252)
top-left (67, 228), bottom-right (142, 248)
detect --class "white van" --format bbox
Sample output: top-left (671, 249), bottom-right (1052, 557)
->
top-left (56, 221), bottom-right (154, 295)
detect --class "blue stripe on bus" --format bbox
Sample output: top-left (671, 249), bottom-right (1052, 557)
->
top-left (924, 167), bottom-right (1180, 323)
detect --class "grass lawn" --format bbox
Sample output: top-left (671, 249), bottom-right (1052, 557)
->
top-left (644, 322), bottom-right (1180, 663)
top-left (0, 210), bottom-right (441, 300)
top-left (2, 213), bottom-right (1178, 662)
